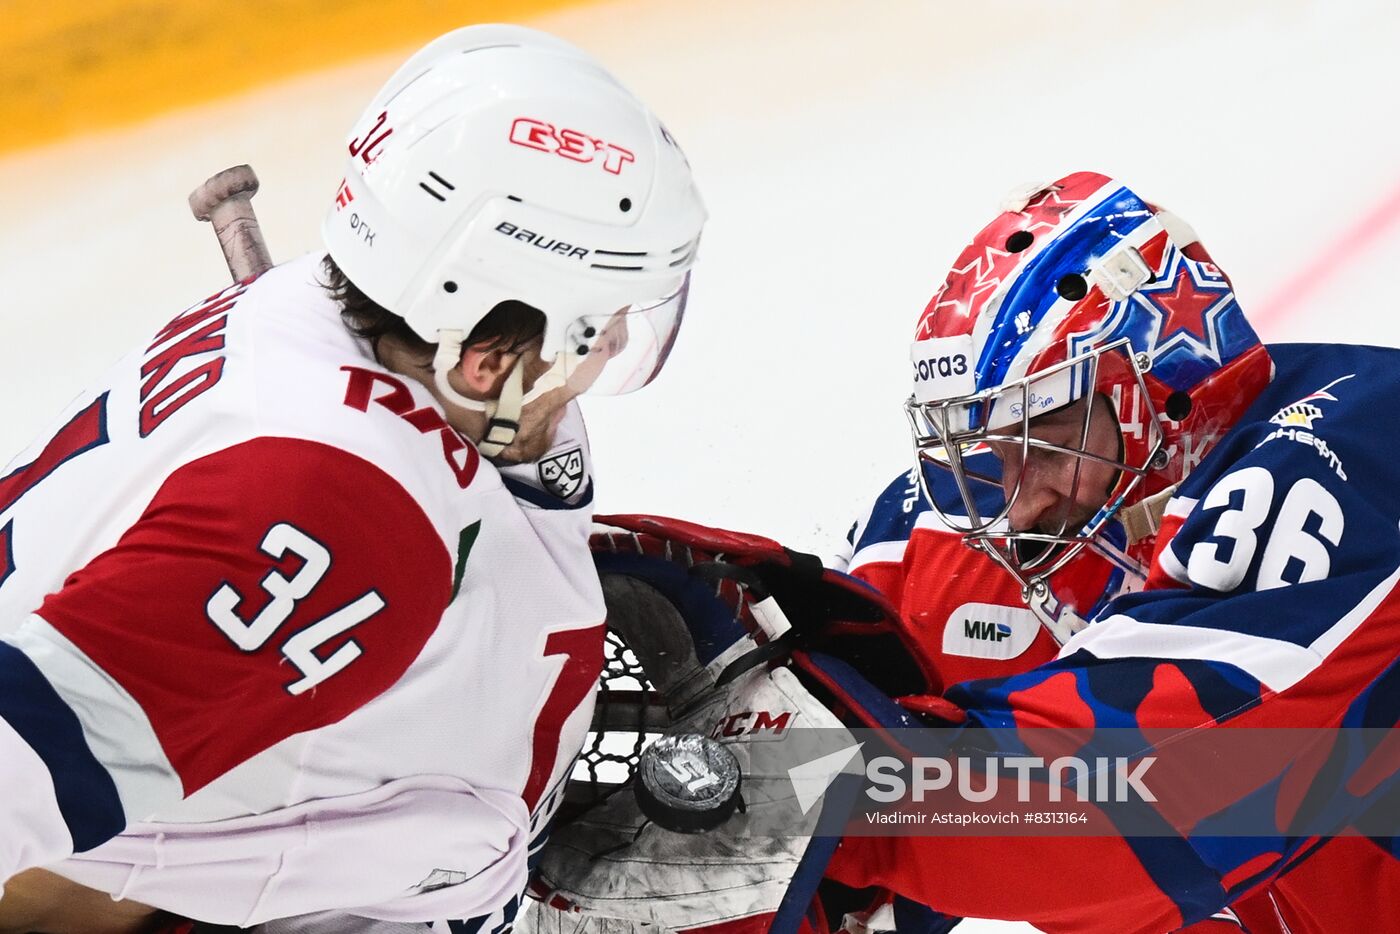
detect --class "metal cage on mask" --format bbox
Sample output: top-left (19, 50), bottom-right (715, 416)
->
top-left (906, 338), bottom-right (1167, 605)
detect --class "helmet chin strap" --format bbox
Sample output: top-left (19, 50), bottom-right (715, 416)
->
top-left (431, 329), bottom-right (568, 459)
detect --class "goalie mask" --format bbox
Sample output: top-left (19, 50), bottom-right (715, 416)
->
top-left (905, 172), bottom-right (1273, 631)
top-left (322, 25), bottom-right (706, 454)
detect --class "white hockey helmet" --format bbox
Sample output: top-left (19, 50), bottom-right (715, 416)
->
top-left (322, 24), bottom-right (706, 411)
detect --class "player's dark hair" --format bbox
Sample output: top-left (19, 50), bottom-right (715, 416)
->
top-left (320, 256), bottom-right (546, 357)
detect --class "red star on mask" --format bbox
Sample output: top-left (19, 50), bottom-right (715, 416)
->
top-left (1142, 261), bottom-right (1230, 356)
top-left (1022, 187), bottom-right (1083, 229)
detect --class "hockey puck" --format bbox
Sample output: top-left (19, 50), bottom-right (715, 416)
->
top-left (634, 733), bottom-right (742, 833)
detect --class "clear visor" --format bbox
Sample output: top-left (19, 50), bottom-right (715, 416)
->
top-left (559, 273), bottom-right (690, 396)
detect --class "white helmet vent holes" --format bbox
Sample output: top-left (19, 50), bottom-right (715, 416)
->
top-left (619, 197), bottom-right (632, 213)
top-left (591, 248), bottom-right (648, 272)
top-left (668, 238), bottom-right (700, 268)
top-left (418, 171), bottom-right (457, 203)
top-left (584, 236), bottom-right (697, 272)
top-left (443, 280), bottom-right (458, 293)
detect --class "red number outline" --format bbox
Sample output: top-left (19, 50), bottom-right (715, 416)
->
top-left (523, 624), bottom-right (606, 812)
top-left (0, 394), bottom-right (110, 584)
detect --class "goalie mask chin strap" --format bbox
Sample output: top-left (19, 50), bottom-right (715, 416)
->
top-left (432, 329), bottom-right (567, 459)
top-left (1118, 482), bottom-right (1179, 545)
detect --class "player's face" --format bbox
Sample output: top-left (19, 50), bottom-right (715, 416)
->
top-left (992, 393), bottom-right (1121, 535)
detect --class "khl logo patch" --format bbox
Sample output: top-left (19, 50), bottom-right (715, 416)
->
top-left (538, 446), bottom-right (585, 499)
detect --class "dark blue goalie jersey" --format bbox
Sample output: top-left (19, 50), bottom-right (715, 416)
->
top-left (828, 344), bottom-right (1400, 934)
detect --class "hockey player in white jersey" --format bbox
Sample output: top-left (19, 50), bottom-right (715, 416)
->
top-left (0, 23), bottom-right (705, 933)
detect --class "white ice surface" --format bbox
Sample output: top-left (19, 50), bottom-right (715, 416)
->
top-left (4, 1), bottom-right (1400, 930)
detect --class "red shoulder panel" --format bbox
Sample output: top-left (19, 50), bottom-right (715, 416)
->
top-left (40, 437), bottom-right (453, 793)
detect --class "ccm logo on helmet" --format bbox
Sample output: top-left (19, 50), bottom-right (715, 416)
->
top-left (509, 117), bottom-right (636, 175)
top-left (495, 222), bottom-right (589, 260)
top-left (913, 355), bottom-right (968, 381)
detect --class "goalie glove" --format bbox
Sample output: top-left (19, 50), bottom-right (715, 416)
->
top-left (587, 514), bottom-right (943, 719)
top-left (532, 661), bottom-right (858, 933)
top-left (528, 516), bottom-right (948, 934)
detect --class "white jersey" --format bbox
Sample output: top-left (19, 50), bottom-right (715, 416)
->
top-left (0, 254), bottom-right (605, 926)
